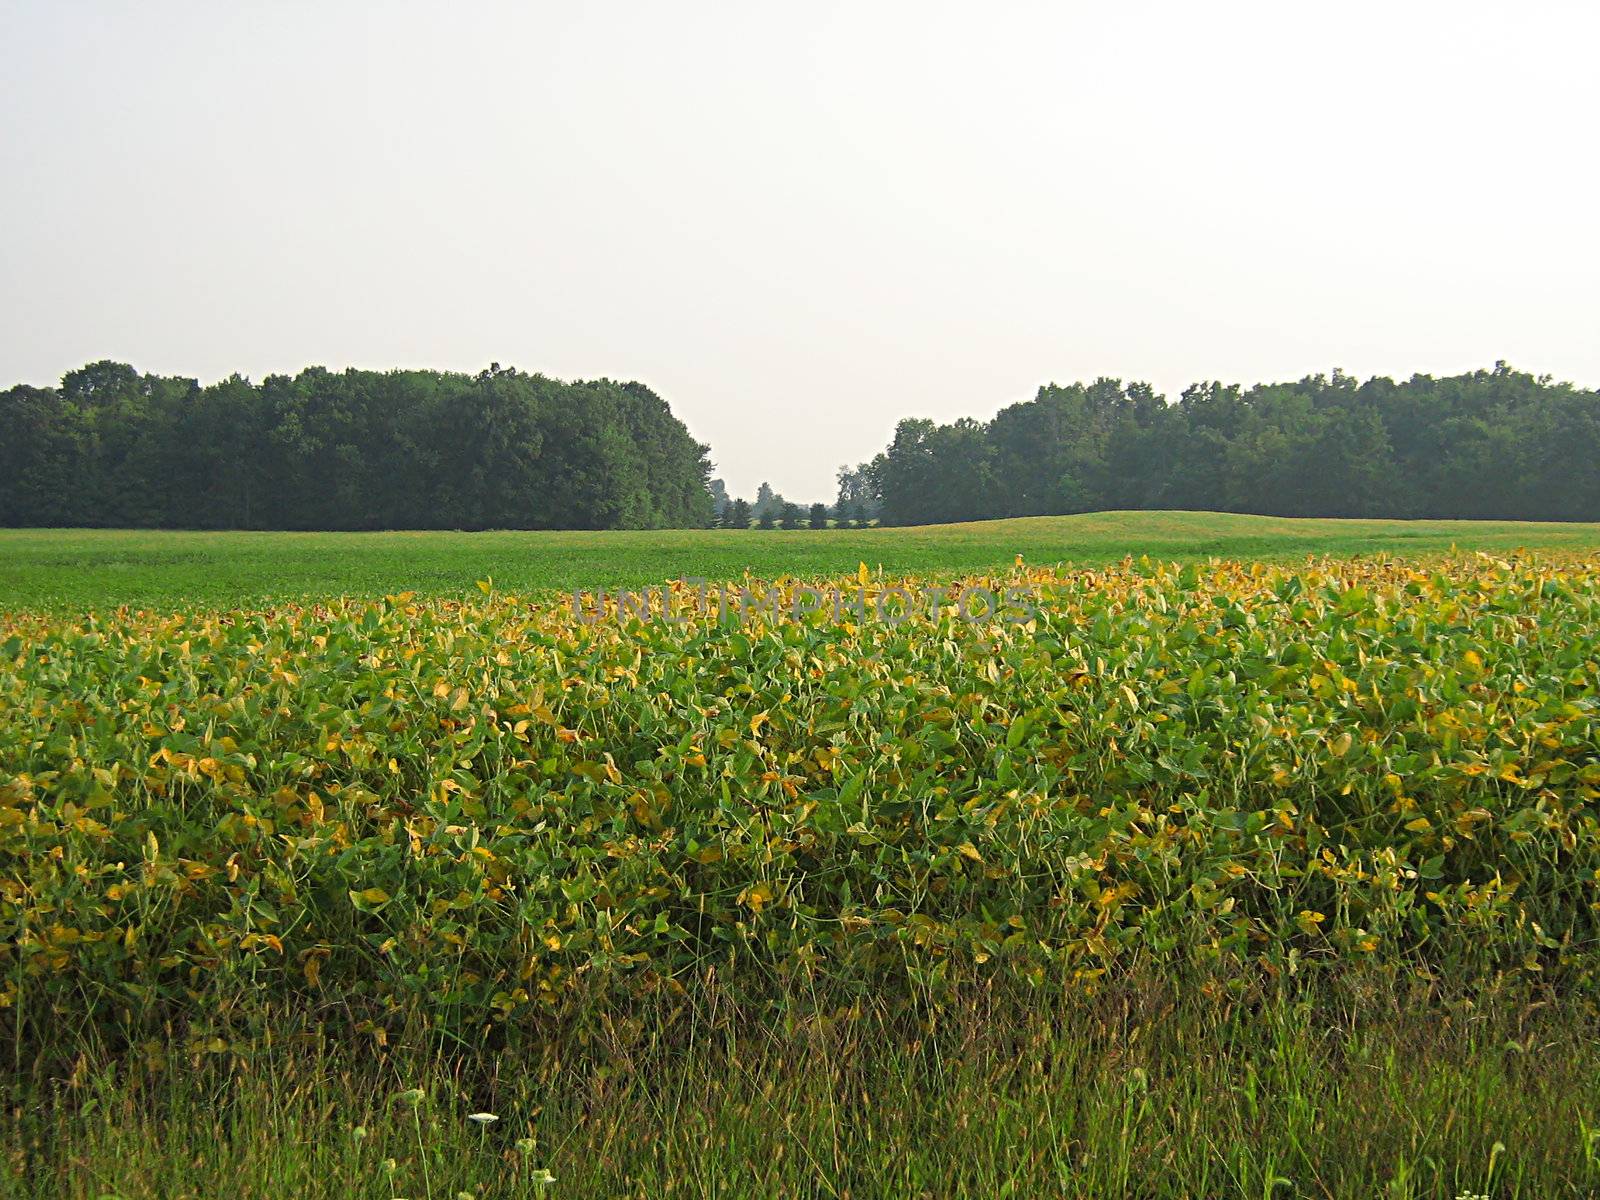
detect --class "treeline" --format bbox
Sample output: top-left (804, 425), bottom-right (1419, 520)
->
top-left (849, 364), bottom-right (1600, 526)
top-left (0, 362), bottom-right (712, 530)
top-left (706, 480), bottom-right (860, 529)
top-left (8, 360), bottom-right (1597, 532)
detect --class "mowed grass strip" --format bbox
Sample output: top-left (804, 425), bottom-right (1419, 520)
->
top-left (6, 510), bottom-right (1600, 609)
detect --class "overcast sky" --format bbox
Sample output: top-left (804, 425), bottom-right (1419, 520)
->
top-left (3, 2), bottom-right (1597, 500)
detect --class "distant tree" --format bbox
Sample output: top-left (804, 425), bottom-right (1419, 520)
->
top-left (756, 506), bottom-right (776, 530)
top-left (727, 497), bottom-right (752, 528)
top-left (875, 417), bottom-right (997, 526)
top-left (707, 477), bottom-right (730, 526)
top-left (753, 481), bottom-right (781, 521)
top-left (834, 463), bottom-right (880, 520)
top-left (780, 502), bottom-right (803, 530)
top-left (808, 501), bottom-right (829, 529)
top-left (851, 502), bottom-right (869, 528)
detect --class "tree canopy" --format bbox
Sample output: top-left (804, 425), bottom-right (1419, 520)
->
top-left (856, 364), bottom-right (1600, 526)
top-left (0, 362), bottom-right (713, 530)
top-left (6, 360), bottom-right (1596, 532)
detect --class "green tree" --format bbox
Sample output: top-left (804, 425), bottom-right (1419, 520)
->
top-left (752, 481), bottom-right (786, 522)
top-left (707, 478), bottom-right (730, 526)
top-left (0, 361), bottom-right (713, 531)
top-left (855, 365), bottom-right (1600, 526)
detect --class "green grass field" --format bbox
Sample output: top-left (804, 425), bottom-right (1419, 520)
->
top-left (5, 510), bottom-right (1600, 609)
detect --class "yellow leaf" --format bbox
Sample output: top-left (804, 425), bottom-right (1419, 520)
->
top-left (1295, 910), bottom-right (1326, 935)
top-left (631, 791), bottom-right (660, 829)
top-left (750, 711), bottom-right (770, 737)
top-left (957, 842), bottom-right (983, 862)
top-left (476, 578), bottom-right (493, 594)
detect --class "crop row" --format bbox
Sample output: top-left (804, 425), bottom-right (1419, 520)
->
top-left (3, 554), bottom-right (1599, 1049)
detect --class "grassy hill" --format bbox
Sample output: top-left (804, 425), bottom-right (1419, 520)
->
top-left (4, 510), bottom-right (1600, 609)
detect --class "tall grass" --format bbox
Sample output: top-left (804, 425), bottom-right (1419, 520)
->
top-left (5, 975), bottom-right (1597, 1199)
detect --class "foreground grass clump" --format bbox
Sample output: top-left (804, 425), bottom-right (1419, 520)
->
top-left (6, 980), bottom-right (1599, 1198)
top-left (3, 552), bottom-right (1599, 1055)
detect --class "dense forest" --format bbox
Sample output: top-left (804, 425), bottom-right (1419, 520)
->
top-left (4, 361), bottom-right (1597, 532)
top-left (0, 362), bottom-right (712, 530)
top-left (840, 364), bottom-right (1600, 526)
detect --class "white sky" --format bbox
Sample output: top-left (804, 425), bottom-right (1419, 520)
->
top-left (3, 1), bottom-right (1597, 501)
